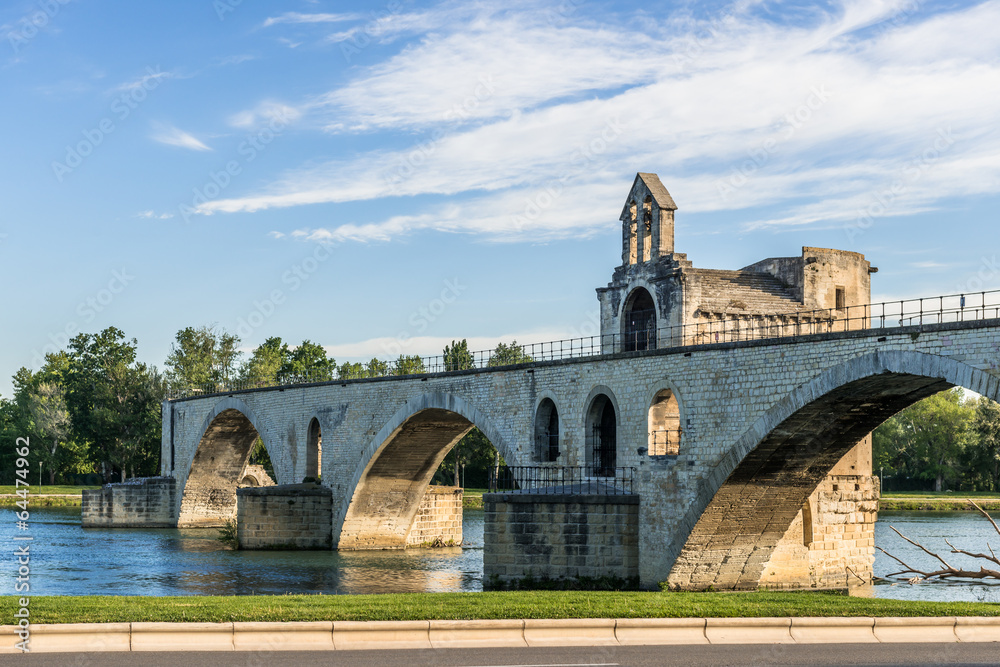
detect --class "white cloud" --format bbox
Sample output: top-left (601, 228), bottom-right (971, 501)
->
top-left (262, 12), bottom-right (360, 28)
top-left (194, 0), bottom-right (1000, 243)
top-left (136, 210), bottom-right (174, 220)
top-left (150, 123), bottom-right (212, 151)
top-left (228, 100), bottom-right (302, 129)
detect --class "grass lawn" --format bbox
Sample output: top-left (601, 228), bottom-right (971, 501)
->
top-left (880, 492), bottom-right (1000, 511)
top-left (0, 486), bottom-right (99, 495)
top-left (3, 591), bottom-right (999, 625)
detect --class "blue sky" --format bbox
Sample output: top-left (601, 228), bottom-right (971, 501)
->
top-left (1, 0), bottom-right (999, 397)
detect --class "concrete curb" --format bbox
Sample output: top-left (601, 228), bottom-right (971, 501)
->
top-left (5, 617), bottom-right (1000, 652)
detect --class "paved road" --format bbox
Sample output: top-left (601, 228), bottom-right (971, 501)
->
top-left (4, 644), bottom-right (999, 666)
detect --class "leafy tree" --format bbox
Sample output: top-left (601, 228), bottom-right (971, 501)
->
top-left (241, 337), bottom-right (288, 386)
top-left (26, 383), bottom-right (73, 484)
top-left (394, 355), bottom-right (426, 375)
top-left (873, 388), bottom-right (973, 492)
top-left (165, 326), bottom-right (241, 391)
top-left (338, 362), bottom-right (366, 380)
top-left (965, 396), bottom-right (1000, 491)
top-left (365, 358), bottom-right (390, 377)
top-left (432, 427), bottom-right (505, 489)
top-left (487, 341), bottom-right (533, 367)
top-left (65, 328), bottom-right (164, 481)
top-left (443, 339), bottom-right (475, 371)
top-left (280, 340), bottom-right (336, 382)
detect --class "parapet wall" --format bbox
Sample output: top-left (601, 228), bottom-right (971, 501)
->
top-left (82, 477), bottom-right (177, 528)
top-left (406, 485), bottom-right (463, 547)
top-left (237, 484), bottom-right (333, 550)
top-left (483, 492), bottom-right (639, 587)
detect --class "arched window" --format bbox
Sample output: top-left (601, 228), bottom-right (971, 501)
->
top-left (641, 196), bottom-right (653, 262)
top-left (534, 398), bottom-right (560, 462)
top-left (586, 394), bottom-right (617, 477)
top-left (306, 417), bottom-right (322, 480)
top-left (648, 388), bottom-right (681, 456)
top-left (623, 288), bottom-right (657, 352)
top-left (627, 200), bottom-right (638, 265)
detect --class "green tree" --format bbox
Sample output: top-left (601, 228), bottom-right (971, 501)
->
top-left (432, 427), bottom-right (504, 489)
top-left (965, 396), bottom-right (1000, 491)
top-left (365, 358), bottom-right (389, 377)
top-left (280, 340), bottom-right (336, 382)
top-left (873, 388), bottom-right (973, 492)
top-left (241, 337), bottom-right (289, 386)
top-left (487, 341), bottom-right (533, 367)
top-left (443, 339), bottom-right (475, 371)
top-left (26, 382), bottom-right (74, 485)
top-left (165, 326), bottom-right (241, 391)
top-left (65, 328), bottom-right (165, 481)
top-left (338, 362), bottom-right (366, 380)
top-left (394, 355), bottom-right (426, 375)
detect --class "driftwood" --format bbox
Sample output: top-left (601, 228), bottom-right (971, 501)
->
top-left (877, 500), bottom-right (1000, 582)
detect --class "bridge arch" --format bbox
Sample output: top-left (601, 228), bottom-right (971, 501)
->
top-left (336, 393), bottom-right (516, 550)
top-left (666, 350), bottom-right (1000, 591)
top-left (177, 396), bottom-right (284, 527)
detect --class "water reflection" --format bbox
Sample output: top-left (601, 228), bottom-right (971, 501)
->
top-left (3, 507), bottom-right (485, 596)
top-left (8, 506), bottom-right (1000, 601)
top-left (875, 511), bottom-right (1000, 603)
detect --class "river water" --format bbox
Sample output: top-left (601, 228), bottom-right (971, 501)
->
top-left (6, 507), bottom-right (1000, 600)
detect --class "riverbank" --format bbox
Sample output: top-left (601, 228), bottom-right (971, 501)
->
top-left (0, 485), bottom-right (98, 508)
top-left (3, 591), bottom-right (999, 624)
top-left (879, 493), bottom-right (1000, 511)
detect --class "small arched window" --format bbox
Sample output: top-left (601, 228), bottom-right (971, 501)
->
top-left (648, 388), bottom-right (681, 456)
top-left (306, 417), bottom-right (322, 480)
top-left (534, 398), bottom-right (560, 462)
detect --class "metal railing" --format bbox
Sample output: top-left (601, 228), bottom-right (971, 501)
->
top-left (648, 429), bottom-right (682, 456)
top-left (489, 466), bottom-right (634, 495)
top-left (166, 289), bottom-right (1000, 400)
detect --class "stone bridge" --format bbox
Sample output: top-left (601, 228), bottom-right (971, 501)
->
top-left (158, 318), bottom-right (1000, 590)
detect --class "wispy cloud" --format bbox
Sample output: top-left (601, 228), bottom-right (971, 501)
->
top-left (227, 100), bottom-right (302, 129)
top-left (193, 0), bottom-right (1000, 244)
top-left (136, 210), bottom-right (174, 220)
top-left (150, 123), bottom-right (212, 151)
top-left (262, 12), bottom-right (360, 28)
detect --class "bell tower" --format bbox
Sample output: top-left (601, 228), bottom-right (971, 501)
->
top-left (620, 173), bottom-right (677, 266)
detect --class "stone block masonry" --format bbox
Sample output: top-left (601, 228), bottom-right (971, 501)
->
top-left (82, 477), bottom-right (177, 528)
top-left (237, 484), bottom-right (333, 550)
top-left (483, 492), bottom-right (639, 586)
top-left (406, 485), bottom-right (463, 547)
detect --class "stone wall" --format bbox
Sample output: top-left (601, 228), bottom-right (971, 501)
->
top-left (236, 484), bottom-right (333, 550)
top-left (758, 436), bottom-right (878, 590)
top-left (483, 492), bottom-right (639, 586)
top-left (82, 477), bottom-right (177, 528)
top-left (406, 485), bottom-right (463, 547)
top-left (163, 320), bottom-right (1000, 588)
